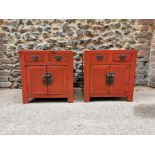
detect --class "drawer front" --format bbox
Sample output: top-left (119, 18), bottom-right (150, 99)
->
top-left (113, 53), bottom-right (131, 62)
top-left (24, 53), bottom-right (45, 62)
top-left (49, 53), bottom-right (68, 64)
top-left (91, 53), bottom-right (108, 64)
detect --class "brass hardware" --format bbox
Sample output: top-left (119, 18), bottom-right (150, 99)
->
top-left (118, 54), bottom-right (126, 61)
top-left (106, 73), bottom-right (110, 85)
top-left (96, 55), bottom-right (104, 61)
top-left (55, 55), bottom-right (62, 61)
top-left (43, 73), bottom-right (52, 85)
top-left (106, 73), bottom-right (114, 85)
top-left (109, 73), bottom-right (114, 85)
top-left (32, 55), bottom-right (39, 62)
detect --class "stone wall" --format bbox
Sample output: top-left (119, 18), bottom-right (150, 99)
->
top-left (0, 19), bottom-right (154, 88)
top-left (148, 19), bottom-right (155, 87)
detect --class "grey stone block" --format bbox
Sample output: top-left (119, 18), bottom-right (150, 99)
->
top-left (0, 82), bottom-right (11, 88)
top-left (0, 70), bottom-right (11, 76)
top-left (0, 76), bottom-right (8, 82)
top-left (151, 75), bottom-right (155, 82)
top-left (11, 70), bottom-right (20, 78)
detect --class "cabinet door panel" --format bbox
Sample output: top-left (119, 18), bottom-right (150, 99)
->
top-left (27, 66), bottom-right (47, 95)
top-left (110, 65), bottom-right (130, 94)
top-left (47, 66), bottom-right (67, 95)
top-left (90, 65), bottom-right (109, 94)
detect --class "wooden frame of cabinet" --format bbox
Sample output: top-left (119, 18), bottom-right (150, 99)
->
top-left (18, 50), bottom-right (73, 104)
top-left (83, 50), bottom-right (137, 102)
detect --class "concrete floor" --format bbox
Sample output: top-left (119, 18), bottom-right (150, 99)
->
top-left (0, 86), bottom-right (155, 134)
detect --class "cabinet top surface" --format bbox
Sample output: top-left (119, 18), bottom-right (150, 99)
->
top-left (18, 50), bottom-right (73, 54)
top-left (84, 50), bottom-right (137, 54)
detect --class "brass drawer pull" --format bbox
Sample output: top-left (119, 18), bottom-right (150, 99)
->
top-left (96, 55), bottom-right (104, 61)
top-left (118, 54), bottom-right (126, 61)
top-left (32, 55), bottom-right (39, 62)
top-left (55, 55), bottom-right (63, 61)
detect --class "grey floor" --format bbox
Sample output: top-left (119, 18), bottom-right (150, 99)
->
top-left (0, 86), bottom-right (155, 134)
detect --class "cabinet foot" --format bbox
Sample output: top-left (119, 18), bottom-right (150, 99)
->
top-left (23, 97), bottom-right (29, 104)
top-left (84, 97), bottom-right (90, 102)
top-left (67, 97), bottom-right (73, 103)
top-left (127, 96), bottom-right (133, 102)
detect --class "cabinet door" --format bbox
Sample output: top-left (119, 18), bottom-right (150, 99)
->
top-left (47, 66), bottom-right (67, 95)
top-left (90, 65), bottom-right (109, 94)
top-left (27, 66), bottom-right (47, 95)
top-left (110, 65), bottom-right (130, 95)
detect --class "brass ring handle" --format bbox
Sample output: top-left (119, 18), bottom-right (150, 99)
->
top-left (118, 54), bottom-right (126, 61)
top-left (96, 55), bottom-right (104, 61)
top-left (32, 55), bottom-right (39, 62)
top-left (55, 55), bottom-right (63, 61)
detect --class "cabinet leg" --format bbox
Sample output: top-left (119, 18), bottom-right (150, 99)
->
top-left (67, 97), bottom-right (73, 103)
top-left (127, 96), bottom-right (133, 102)
top-left (84, 96), bottom-right (90, 102)
top-left (23, 97), bottom-right (29, 104)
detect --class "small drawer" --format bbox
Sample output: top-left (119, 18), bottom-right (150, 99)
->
top-left (49, 53), bottom-right (68, 63)
top-left (91, 53), bottom-right (108, 64)
top-left (113, 53), bottom-right (131, 62)
top-left (24, 53), bottom-right (45, 62)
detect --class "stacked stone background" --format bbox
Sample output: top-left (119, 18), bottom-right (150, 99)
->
top-left (0, 19), bottom-right (154, 88)
top-left (148, 20), bottom-right (155, 87)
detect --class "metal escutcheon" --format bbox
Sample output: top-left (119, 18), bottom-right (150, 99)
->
top-left (118, 54), bottom-right (126, 61)
top-left (55, 55), bottom-right (62, 61)
top-left (43, 73), bottom-right (52, 85)
top-left (106, 73), bottom-right (114, 85)
top-left (32, 55), bottom-right (39, 62)
top-left (96, 55), bottom-right (104, 61)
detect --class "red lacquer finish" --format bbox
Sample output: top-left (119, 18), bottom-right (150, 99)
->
top-left (18, 50), bottom-right (74, 103)
top-left (83, 50), bottom-right (137, 102)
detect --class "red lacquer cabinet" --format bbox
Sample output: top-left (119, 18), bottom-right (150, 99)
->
top-left (83, 50), bottom-right (137, 102)
top-left (18, 50), bottom-right (73, 103)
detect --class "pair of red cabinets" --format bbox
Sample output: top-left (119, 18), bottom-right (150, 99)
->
top-left (18, 50), bottom-right (137, 104)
